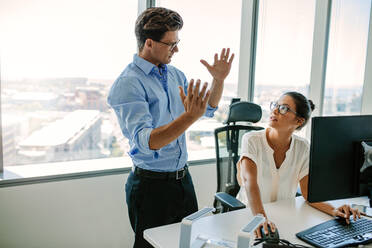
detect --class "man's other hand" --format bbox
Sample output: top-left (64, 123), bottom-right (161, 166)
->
top-left (200, 48), bottom-right (234, 83)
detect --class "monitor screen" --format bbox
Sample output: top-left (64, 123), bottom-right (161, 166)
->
top-left (307, 115), bottom-right (372, 203)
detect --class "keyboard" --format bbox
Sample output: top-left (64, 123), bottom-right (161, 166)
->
top-left (296, 217), bottom-right (372, 248)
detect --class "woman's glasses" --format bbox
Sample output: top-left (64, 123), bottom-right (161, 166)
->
top-left (270, 101), bottom-right (298, 115)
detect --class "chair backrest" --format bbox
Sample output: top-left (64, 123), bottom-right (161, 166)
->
top-left (213, 100), bottom-right (264, 211)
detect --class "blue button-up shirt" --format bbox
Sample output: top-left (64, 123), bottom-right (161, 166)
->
top-left (107, 55), bottom-right (217, 172)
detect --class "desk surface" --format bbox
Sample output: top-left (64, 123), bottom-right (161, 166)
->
top-left (144, 196), bottom-right (371, 248)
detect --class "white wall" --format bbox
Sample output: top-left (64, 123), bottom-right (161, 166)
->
top-left (0, 163), bottom-right (216, 248)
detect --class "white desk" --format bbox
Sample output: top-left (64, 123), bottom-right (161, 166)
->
top-left (144, 196), bottom-right (371, 248)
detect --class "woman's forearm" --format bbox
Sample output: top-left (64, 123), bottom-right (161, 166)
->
top-left (307, 201), bottom-right (335, 217)
top-left (245, 184), bottom-right (267, 218)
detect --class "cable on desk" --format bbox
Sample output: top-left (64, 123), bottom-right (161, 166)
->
top-left (254, 238), bottom-right (312, 248)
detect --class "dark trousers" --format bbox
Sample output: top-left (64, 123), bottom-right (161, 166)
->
top-left (125, 169), bottom-right (198, 248)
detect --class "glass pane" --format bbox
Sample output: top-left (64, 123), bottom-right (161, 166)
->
top-left (323, 0), bottom-right (371, 116)
top-left (156, 0), bottom-right (242, 160)
top-left (0, 0), bottom-right (137, 166)
top-left (253, 0), bottom-right (316, 135)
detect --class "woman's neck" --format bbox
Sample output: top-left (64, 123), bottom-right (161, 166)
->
top-left (266, 128), bottom-right (292, 151)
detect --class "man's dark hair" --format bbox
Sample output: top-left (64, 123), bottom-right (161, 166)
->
top-left (135, 7), bottom-right (183, 51)
top-left (284, 91), bottom-right (315, 130)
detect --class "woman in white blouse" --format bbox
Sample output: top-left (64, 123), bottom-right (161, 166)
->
top-left (236, 91), bottom-right (360, 238)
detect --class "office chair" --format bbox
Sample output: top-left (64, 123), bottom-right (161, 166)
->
top-left (214, 99), bottom-right (264, 213)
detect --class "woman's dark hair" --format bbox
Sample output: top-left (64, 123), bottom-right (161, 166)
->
top-left (135, 7), bottom-right (183, 51)
top-left (284, 91), bottom-right (315, 130)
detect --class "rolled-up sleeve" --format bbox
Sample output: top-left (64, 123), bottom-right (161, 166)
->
top-left (205, 104), bottom-right (218, 117)
top-left (107, 76), bottom-right (155, 155)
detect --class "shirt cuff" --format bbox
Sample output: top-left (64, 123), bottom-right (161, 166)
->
top-left (135, 127), bottom-right (156, 155)
top-left (204, 104), bottom-right (218, 117)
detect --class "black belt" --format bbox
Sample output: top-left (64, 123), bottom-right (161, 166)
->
top-left (134, 166), bottom-right (188, 180)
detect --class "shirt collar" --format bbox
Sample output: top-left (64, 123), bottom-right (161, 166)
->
top-left (133, 54), bottom-right (167, 75)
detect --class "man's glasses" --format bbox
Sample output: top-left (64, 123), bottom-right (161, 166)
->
top-left (270, 101), bottom-right (298, 115)
top-left (156, 39), bottom-right (180, 51)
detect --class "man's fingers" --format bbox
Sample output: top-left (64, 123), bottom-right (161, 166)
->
top-left (199, 82), bottom-right (208, 99)
top-left (214, 53), bottom-right (218, 65)
top-left (228, 53), bottom-right (235, 64)
top-left (187, 79), bottom-right (194, 99)
top-left (202, 90), bottom-right (211, 107)
top-left (193, 79), bottom-right (201, 100)
top-left (219, 48), bottom-right (226, 60)
top-left (225, 48), bottom-right (230, 60)
top-left (179, 86), bottom-right (186, 100)
top-left (200, 59), bottom-right (212, 71)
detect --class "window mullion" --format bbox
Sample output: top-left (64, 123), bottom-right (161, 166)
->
top-left (0, 58), bottom-right (3, 173)
top-left (237, 0), bottom-right (259, 102)
top-left (306, 0), bottom-right (332, 139)
top-left (308, 0), bottom-right (332, 117)
top-left (138, 0), bottom-right (155, 16)
top-left (361, 3), bottom-right (372, 114)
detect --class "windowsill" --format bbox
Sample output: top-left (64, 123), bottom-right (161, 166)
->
top-left (0, 157), bottom-right (215, 187)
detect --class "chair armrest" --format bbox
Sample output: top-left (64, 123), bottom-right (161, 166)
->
top-left (215, 192), bottom-right (246, 212)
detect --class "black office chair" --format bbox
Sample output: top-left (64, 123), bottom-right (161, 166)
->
top-left (213, 99), bottom-right (264, 213)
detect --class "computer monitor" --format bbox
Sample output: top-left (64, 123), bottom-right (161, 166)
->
top-left (307, 115), bottom-right (372, 205)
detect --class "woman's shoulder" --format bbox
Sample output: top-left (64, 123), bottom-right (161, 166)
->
top-left (242, 129), bottom-right (266, 140)
top-left (292, 134), bottom-right (310, 150)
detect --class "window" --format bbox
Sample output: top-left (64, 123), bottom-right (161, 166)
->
top-left (253, 0), bottom-right (316, 135)
top-left (156, 0), bottom-right (242, 160)
top-left (323, 0), bottom-right (371, 116)
top-left (0, 0), bottom-right (137, 166)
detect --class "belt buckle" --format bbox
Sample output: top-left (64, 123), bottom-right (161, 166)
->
top-left (176, 168), bottom-right (185, 180)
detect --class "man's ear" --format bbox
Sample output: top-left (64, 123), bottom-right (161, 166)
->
top-left (144, 38), bottom-right (153, 49)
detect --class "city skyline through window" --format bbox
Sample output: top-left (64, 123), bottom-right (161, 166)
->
top-left (0, 0), bottom-right (138, 166)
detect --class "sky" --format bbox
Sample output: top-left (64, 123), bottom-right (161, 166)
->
top-left (0, 0), bottom-right (371, 90)
top-left (0, 0), bottom-right (138, 80)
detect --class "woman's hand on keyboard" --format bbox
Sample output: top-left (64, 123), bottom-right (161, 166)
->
top-left (332, 204), bottom-right (361, 224)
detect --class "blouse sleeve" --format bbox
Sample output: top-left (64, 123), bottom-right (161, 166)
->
top-left (239, 132), bottom-right (259, 166)
top-left (298, 141), bottom-right (310, 180)
top-left (236, 132), bottom-right (260, 185)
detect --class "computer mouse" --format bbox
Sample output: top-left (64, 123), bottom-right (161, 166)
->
top-left (260, 226), bottom-right (280, 244)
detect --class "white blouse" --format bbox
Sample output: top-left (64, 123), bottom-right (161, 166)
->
top-left (236, 129), bottom-right (309, 205)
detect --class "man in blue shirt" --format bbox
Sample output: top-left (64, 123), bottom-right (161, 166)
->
top-left (107, 7), bottom-right (234, 248)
